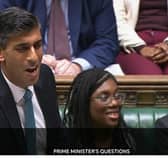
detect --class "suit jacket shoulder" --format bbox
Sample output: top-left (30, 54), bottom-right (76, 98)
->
top-left (155, 114), bottom-right (168, 128)
top-left (69, 0), bottom-right (119, 68)
top-left (155, 114), bottom-right (168, 154)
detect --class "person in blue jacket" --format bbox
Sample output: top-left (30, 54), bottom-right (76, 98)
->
top-left (0, 0), bottom-right (119, 76)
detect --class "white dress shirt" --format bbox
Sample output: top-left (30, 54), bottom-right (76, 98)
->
top-left (1, 70), bottom-right (47, 154)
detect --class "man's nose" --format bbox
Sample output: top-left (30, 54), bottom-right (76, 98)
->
top-left (30, 46), bottom-right (38, 58)
top-left (28, 46), bottom-right (39, 63)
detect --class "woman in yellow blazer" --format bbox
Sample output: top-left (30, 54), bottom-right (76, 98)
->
top-left (113, 0), bottom-right (168, 74)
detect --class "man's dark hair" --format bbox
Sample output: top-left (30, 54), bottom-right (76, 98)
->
top-left (0, 7), bottom-right (40, 49)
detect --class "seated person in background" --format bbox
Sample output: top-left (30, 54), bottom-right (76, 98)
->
top-left (155, 115), bottom-right (168, 154)
top-left (113, 0), bottom-right (168, 74)
top-left (0, 0), bottom-right (119, 76)
top-left (63, 68), bottom-right (136, 153)
top-left (0, 7), bottom-right (64, 154)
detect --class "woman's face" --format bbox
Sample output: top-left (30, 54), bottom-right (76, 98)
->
top-left (90, 78), bottom-right (122, 128)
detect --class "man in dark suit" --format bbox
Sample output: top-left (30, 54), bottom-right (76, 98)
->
top-left (0, 0), bottom-right (119, 76)
top-left (0, 7), bottom-right (63, 154)
top-left (155, 115), bottom-right (168, 154)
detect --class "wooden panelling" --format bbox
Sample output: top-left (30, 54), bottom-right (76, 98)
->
top-left (55, 75), bottom-right (168, 107)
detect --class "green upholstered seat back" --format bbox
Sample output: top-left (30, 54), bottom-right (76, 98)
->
top-left (121, 107), bottom-right (168, 154)
top-left (59, 105), bottom-right (168, 128)
top-left (121, 107), bottom-right (168, 128)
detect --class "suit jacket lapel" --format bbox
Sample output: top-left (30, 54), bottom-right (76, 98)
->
top-left (0, 72), bottom-right (26, 152)
top-left (0, 72), bottom-right (22, 129)
top-left (34, 81), bottom-right (53, 128)
top-left (68, 0), bottom-right (82, 55)
top-left (33, 85), bottom-right (48, 124)
top-left (3, 95), bottom-right (22, 129)
top-left (34, 84), bottom-right (56, 128)
top-left (3, 96), bottom-right (26, 152)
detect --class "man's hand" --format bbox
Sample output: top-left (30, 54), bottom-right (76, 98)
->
top-left (42, 55), bottom-right (82, 76)
top-left (54, 59), bottom-right (82, 76)
top-left (42, 54), bottom-right (57, 72)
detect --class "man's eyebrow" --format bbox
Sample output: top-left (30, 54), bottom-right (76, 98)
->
top-left (15, 43), bottom-right (29, 48)
top-left (35, 39), bottom-right (43, 43)
top-left (14, 39), bottom-right (42, 48)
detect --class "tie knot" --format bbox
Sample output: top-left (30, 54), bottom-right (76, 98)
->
top-left (23, 89), bottom-right (32, 102)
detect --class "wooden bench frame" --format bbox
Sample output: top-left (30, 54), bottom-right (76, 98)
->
top-left (55, 75), bottom-right (168, 108)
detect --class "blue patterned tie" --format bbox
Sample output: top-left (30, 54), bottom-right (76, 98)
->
top-left (23, 89), bottom-right (36, 154)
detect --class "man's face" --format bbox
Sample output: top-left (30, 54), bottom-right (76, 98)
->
top-left (0, 27), bottom-right (43, 88)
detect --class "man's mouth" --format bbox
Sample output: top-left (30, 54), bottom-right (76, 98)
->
top-left (25, 66), bottom-right (38, 73)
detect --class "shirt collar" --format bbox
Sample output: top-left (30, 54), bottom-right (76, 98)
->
top-left (1, 70), bottom-right (34, 105)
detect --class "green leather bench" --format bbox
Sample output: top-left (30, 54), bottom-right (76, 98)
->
top-left (121, 107), bottom-right (168, 154)
top-left (121, 107), bottom-right (168, 128)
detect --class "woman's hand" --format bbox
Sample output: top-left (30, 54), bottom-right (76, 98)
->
top-left (139, 44), bottom-right (168, 64)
